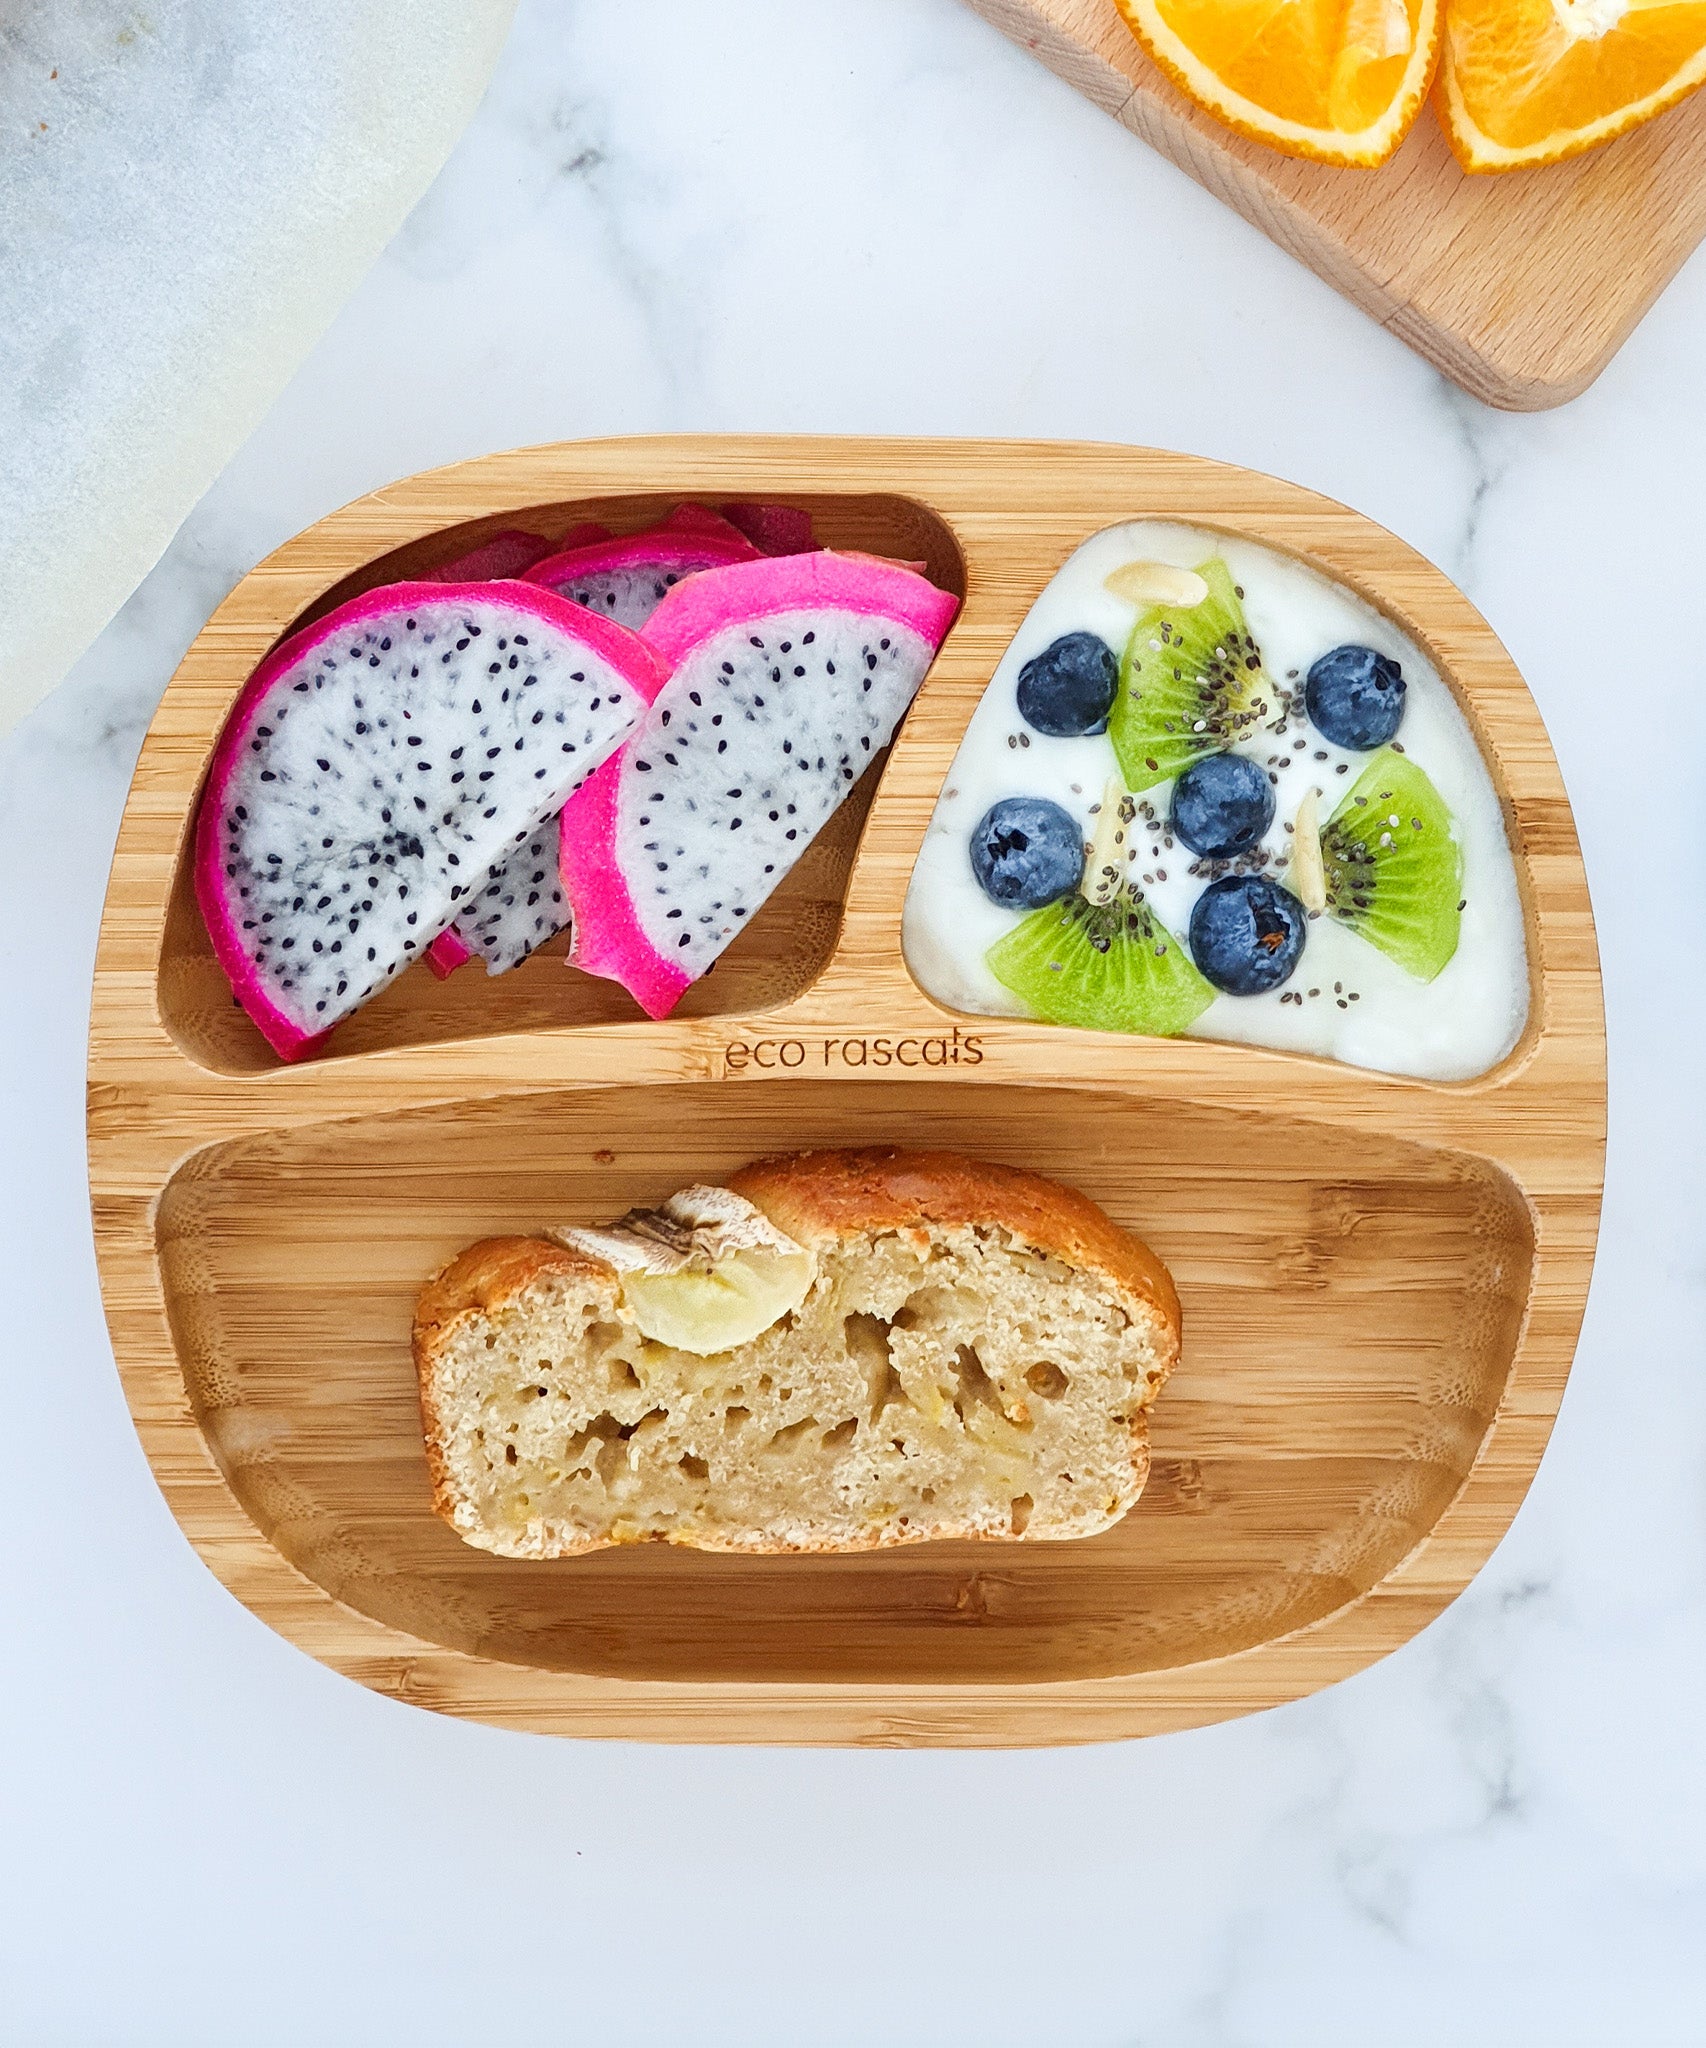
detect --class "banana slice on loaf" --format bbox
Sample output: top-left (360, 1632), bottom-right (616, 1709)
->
top-left (413, 1147), bottom-right (1180, 1558)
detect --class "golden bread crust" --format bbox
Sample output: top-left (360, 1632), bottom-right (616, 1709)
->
top-left (413, 1234), bottom-right (613, 1339)
top-left (412, 1236), bottom-right (620, 1542)
top-left (727, 1147), bottom-right (1180, 1373)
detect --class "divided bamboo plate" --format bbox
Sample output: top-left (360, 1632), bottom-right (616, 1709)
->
top-left (963, 0), bottom-right (1706, 409)
top-left (88, 435), bottom-right (1605, 1747)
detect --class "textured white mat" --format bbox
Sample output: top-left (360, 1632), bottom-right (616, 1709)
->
top-left (0, 0), bottom-right (516, 736)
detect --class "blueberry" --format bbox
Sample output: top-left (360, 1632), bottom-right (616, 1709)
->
top-left (1170, 752), bottom-right (1274, 859)
top-left (969, 797), bottom-right (1084, 909)
top-left (1016, 632), bottom-right (1119, 737)
top-left (1188, 875), bottom-right (1306, 995)
top-left (1305, 644), bottom-right (1405, 750)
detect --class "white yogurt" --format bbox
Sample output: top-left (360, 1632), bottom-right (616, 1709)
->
top-left (902, 521), bottom-right (1529, 1082)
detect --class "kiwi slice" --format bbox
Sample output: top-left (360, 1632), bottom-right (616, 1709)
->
top-left (986, 887), bottom-right (1215, 1037)
top-left (1109, 558), bottom-right (1269, 792)
top-left (1323, 748), bottom-right (1463, 980)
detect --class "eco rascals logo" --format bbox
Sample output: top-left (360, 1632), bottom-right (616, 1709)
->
top-left (721, 1027), bottom-right (985, 1075)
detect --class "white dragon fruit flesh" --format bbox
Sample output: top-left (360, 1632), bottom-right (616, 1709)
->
top-left (422, 524), bottom-right (591, 977)
top-left (195, 580), bottom-right (668, 1059)
top-left (559, 551), bottom-right (959, 1019)
top-left (429, 504), bottom-right (816, 980)
top-left (423, 819), bottom-right (565, 979)
top-left (524, 503), bottom-right (764, 631)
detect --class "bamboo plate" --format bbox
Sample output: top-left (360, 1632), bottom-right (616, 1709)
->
top-left (88, 435), bottom-right (1604, 1747)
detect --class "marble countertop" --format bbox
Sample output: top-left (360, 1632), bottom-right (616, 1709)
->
top-left (4, 1), bottom-right (1703, 2041)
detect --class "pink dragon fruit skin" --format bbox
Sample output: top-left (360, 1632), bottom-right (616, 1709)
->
top-left (655, 504), bottom-right (754, 545)
top-left (195, 579), bottom-right (669, 1060)
top-left (555, 726), bottom-right (695, 1020)
top-left (424, 924), bottom-right (474, 979)
top-left (422, 518), bottom-right (613, 591)
top-left (422, 528), bottom-right (555, 583)
top-left (718, 502), bottom-right (818, 558)
top-left (558, 551), bottom-right (959, 1021)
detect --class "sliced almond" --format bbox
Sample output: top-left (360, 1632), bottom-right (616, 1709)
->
top-left (551, 1187), bottom-right (815, 1355)
top-left (1104, 560), bottom-right (1209, 609)
top-left (1290, 786), bottom-right (1328, 915)
top-left (1081, 776), bottom-right (1134, 907)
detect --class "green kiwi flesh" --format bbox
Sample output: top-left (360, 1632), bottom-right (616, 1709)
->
top-left (1323, 749), bottom-right (1462, 981)
top-left (1110, 558), bottom-right (1268, 792)
top-left (986, 888), bottom-right (1215, 1037)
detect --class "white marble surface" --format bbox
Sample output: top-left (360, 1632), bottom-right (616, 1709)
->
top-left (4, 2), bottom-right (1704, 2041)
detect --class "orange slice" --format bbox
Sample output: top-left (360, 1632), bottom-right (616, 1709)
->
top-left (1439, 0), bottom-right (1706, 171)
top-left (1114, 0), bottom-right (1443, 166)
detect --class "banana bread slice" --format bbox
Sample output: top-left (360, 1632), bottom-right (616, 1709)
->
top-left (413, 1147), bottom-right (1180, 1558)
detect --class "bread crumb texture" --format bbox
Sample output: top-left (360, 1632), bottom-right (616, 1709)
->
top-left (413, 1150), bottom-right (1179, 1558)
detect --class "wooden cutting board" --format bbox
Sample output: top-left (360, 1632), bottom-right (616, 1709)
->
top-left (964, 0), bottom-right (1706, 409)
top-left (88, 435), bottom-right (1605, 1745)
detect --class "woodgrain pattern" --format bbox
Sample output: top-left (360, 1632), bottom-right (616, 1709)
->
top-left (88, 435), bottom-right (1605, 1745)
top-left (963, 0), bottom-right (1706, 409)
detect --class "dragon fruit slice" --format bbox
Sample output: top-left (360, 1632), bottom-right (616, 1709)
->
top-left (421, 519), bottom-right (604, 977)
top-left (423, 528), bottom-right (554, 583)
top-left (424, 516), bottom-right (613, 591)
top-left (525, 504), bottom-right (763, 631)
top-left (559, 551), bottom-right (959, 1019)
top-left (658, 504), bottom-right (755, 545)
top-left (718, 502), bottom-right (817, 558)
top-left (430, 505), bottom-right (818, 980)
top-left (196, 580), bottom-right (669, 1059)
top-left (553, 520), bottom-right (615, 551)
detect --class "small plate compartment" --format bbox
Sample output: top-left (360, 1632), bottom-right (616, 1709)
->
top-left (156, 490), bottom-right (965, 1075)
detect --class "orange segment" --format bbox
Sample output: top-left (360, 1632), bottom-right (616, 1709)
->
top-left (1115, 0), bottom-right (1442, 166)
top-left (1440, 0), bottom-right (1706, 170)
